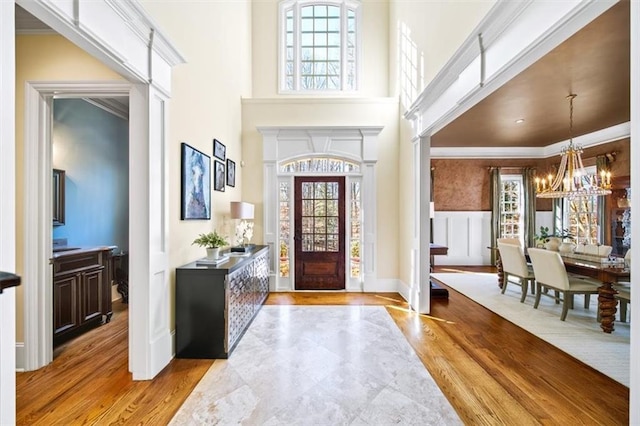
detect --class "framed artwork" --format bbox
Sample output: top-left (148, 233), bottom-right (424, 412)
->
top-left (181, 143), bottom-right (211, 220)
top-left (226, 159), bottom-right (236, 187)
top-left (213, 139), bottom-right (226, 161)
top-left (214, 160), bottom-right (225, 192)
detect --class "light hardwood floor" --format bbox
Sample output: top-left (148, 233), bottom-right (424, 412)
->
top-left (16, 266), bottom-right (629, 425)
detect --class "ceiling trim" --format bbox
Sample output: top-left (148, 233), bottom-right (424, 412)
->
top-left (82, 98), bottom-right (129, 120)
top-left (431, 122), bottom-right (630, 159)
top-left (405, 0), bottom-right (531, 119)
top-left (406, 0), bottom-right (619, 142)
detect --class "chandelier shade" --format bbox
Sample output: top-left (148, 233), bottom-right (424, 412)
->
top-left (535, 94), bottom-right (612, 199)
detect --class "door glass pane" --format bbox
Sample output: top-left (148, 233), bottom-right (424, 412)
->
top-left (302, 182), bottom-right (314, 198)
top-left (315, 182), bottom-right (326, 198)
top-left (314, 200), bottom-right (326, 216)
top-left (302, 217), bottom-right (313, 233)
top-left (314, 217), bottom-right (326, 233)
top-left (302, 200), bottom-right (314, 216)
top-left (327, 217), bottom-right (338, 233)
top-left (300, 179), bottom-right (340, 253)
top-left (326, 200), bottom-right (338, 216)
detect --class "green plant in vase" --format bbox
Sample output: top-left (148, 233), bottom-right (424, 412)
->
top-left (192, 231), bottom-right (228, 259)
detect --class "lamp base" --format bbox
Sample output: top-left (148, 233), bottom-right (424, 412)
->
top-left (231, 244), bottom-right (255, 253)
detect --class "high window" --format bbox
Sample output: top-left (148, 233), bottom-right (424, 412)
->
top-left (280, 0), bottom-right (360, 92)
top-left (557, 166), bottom-right (602, 245)
top-left (499, 175), bottom-right (524, 244)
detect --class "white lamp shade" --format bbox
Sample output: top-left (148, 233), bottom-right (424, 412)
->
top-left (230, 202), bottom-right (254, 219)
top-left (429, 202), bottom-right (435, 219)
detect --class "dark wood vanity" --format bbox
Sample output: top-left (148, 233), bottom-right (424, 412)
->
top-left (50, 246), bottom-right (115, 346)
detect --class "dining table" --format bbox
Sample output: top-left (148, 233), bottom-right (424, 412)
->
top-left (559, 253), bottom-right (630, 333)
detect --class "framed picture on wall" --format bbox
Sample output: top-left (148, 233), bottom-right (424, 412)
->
top-left (226, 159), bottom-right (236, 187)
top-left (214, 160), bottom-right (225, 192)
top-left (180, 143), bottom-right (211, 220)
top-left (213, 139), bottom-right (226, 161)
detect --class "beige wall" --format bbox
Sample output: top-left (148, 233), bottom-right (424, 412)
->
top-left (389, 0), bottom-right (495, 103)
top-left (431, 138), bottom-right (631, 212)
top-left (241, 99), bottom-right (400, 279)
top-left (390, 1), bottom-right (494, 285)
top-left (251, 0), bottom-right (390, 97)
top-left (140, 0), bottom-right (253, 324)
top-left (15, 35), bottom-right (125, 341)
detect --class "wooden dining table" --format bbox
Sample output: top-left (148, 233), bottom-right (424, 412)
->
top-left (559, 254), bottom-right (630, 333)
top-left (492, 247), bottom-right (631, 333)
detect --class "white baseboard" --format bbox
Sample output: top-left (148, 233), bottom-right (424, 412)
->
top-left (15, 342), bottom-right (24, 372)
top-left (396, 279), bottom-right (412, 304)
top-left (363, 278), bottom-right (399, 293)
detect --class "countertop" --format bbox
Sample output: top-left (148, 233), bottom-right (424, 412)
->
top-left (50, 245), bottom-right (118, 261)
top-left (0, 271), bottom-right (21, 293)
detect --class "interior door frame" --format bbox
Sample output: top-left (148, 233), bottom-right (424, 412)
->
top-left (22, 82), bottom-right (132, 370)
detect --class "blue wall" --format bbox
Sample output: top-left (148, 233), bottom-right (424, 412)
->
top-left (52, 99), bottom-right (129, 252)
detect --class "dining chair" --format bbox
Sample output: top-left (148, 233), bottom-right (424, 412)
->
top-left (528, 248), bottom-right (601, 321)
top-left (615, 285), bottom-right (631, 322)
top-left (498, 242), bottom-right (535, 303)
top-left (614, 249), bottom-right (632, 322)
top-left (497, 238), bottom-right (521, 246)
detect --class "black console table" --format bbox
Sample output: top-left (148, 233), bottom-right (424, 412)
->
top-left (175, 245), bottom-right (269, 359)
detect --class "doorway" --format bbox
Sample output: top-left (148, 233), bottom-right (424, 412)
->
top-left (294, 176), bottom-right (346, 290)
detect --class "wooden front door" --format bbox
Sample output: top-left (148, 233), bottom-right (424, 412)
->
top-left (294, 176), bottom-right (346, 290)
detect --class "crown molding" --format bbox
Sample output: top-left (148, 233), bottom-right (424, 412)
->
top-left (431, 122), bottom-right (630, 159)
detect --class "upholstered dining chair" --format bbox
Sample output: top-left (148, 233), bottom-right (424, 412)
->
top-left (615, 285), bottom-right (631, 322)
top-left (615, 249), bottom-right (632, 322)
top-left (528, 248), bottom-right (601, 321)
top-left (497, 237), bottom-right (521, 247)
top-left (498, 242), bottom-right (535, 303)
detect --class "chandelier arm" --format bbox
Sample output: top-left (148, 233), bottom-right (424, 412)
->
top-left (550, 154), bottom-right (567, 191)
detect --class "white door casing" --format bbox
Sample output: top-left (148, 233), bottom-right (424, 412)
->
top-left (22, 82), bottom-right (172, 379)
top-left (0, 2), bottom-right (17, 424)
top-left (259, 127), bottom-right (382, 292)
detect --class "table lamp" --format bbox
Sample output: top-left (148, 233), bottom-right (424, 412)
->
top-left (230, 201), bottom-right (255, 252)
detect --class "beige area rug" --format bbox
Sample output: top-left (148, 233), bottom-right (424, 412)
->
top-left (170, 305), bottom-right (461, 425)
top-left (432, 272), bottom-right (630, 386)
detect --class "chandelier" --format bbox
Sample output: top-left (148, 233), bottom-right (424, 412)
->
top-left (535, 94), bottom-right (612, 199)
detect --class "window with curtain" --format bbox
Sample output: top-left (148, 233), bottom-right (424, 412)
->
top-left (499, 175), bottom-right (524, 245)
top-left (557, 166), bottom-right (602, 244)
top-left (280, 0), bottom-right (360, 92)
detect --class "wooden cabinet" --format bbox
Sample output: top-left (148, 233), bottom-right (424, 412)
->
top-left (51, 247), bottom-right (114, 346)
top-left (175, 246), bottom-right (269, 359)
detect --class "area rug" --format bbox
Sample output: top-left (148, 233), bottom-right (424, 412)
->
top-left (170, 305), bottom-right (461, 425)
top-left (432, 272), bottom-right (630, 386)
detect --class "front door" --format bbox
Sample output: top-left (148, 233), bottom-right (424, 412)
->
top-left (294, 176), bottom-right (345, 290)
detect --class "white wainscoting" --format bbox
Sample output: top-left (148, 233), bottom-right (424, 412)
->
top-left (432, 211), bottom-right (554, 266)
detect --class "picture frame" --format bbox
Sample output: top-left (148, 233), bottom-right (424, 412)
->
top-left (226, 159), bottom-right (236, 187)
top-left (213, 139), bottom-right (226, 161)
top-left (214, 160), bottom-right (225, 192)
top-left (181, 143), bottom-right (211, 220)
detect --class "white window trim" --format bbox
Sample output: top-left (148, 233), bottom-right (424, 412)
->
top-left (499, 174), bottom-right (524, 246)
top-left (278, 0), bottom-right (362, 94)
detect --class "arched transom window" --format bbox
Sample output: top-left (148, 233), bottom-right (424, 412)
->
top-left (279, 0), bottom-right (361, 92)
